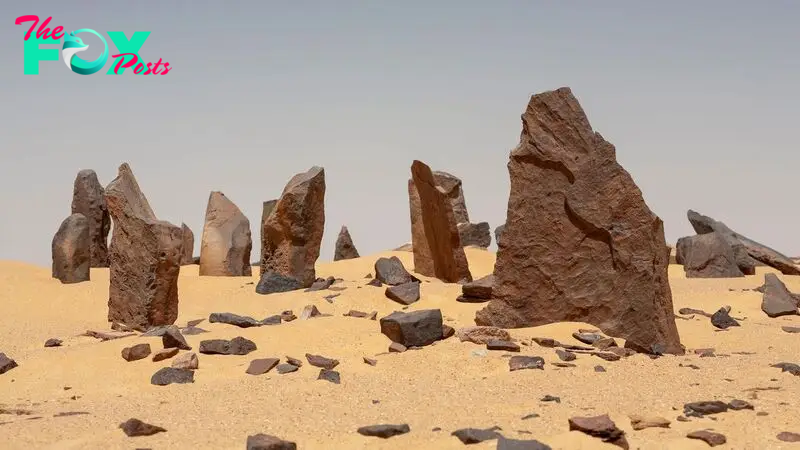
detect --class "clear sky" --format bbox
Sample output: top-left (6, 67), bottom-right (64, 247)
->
top-left (2, 1), bottom-right (800, 266)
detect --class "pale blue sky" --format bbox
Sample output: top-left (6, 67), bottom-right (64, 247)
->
top-left (2, 1), bottom-right (800, 266)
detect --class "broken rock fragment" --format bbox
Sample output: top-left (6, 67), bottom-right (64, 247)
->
top-left (357, 424), bottom-right (410, 439)
top-left (761, 273), bottom-right (799, 318)
top-left (385, 281), bottom-right (421, 305)
top-left (374, 256), bottom-right (418, 286)
top-left (0, 353), bottom-right (19, 374)
top-left (150, 367), bottom-right (194, 385)
top-left (209, 312), bottom-right (262, 328)
top-left (119, 418), bottom-right (166, 437)
top-left (333, 225), bottom-right (360, 261)
top-left (246, 433), bottom-right (297, 450)
top-left (380, 309), bottom-right (443, 347)
top-left (255, 271), bottom-right (303, 295)
top-left (568, 414), bottom-right (628, 449)
top-left (686, 430), bottom-right (726, 446)
top-left (71, 169), bottom-right (110, 267)
top-left (121, 343), bottom-right (151, 362)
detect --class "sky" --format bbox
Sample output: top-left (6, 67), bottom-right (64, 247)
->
top-left (2, 1), bottom-right (800, 267)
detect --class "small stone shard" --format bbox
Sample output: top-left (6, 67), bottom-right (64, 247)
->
top-left (255, 271), bottom-right (303, 295)
top-left (246, 433), bottom-right (297, 449)
top-left (451, 427), bottom-right (502, 444)
top-left (44, 338), bottom-right (63, 348)
top-left (305, 353), bottom-right (339, 370)
top-left (456, 326), bottom-right (511, 345)
top-left (629, 415), bottom-right (670, 431)
top-left (0, 353), bottom-right (19, 375)
top-left (209, 312), bottom-right (262, 328)
top-left (710, 308), bottom-right (740, 329)
top-left (162, 326), bottom-right (191, 350)
top-left (152, 347), bottom-right (179, 362)
top-left (317, 369), bottom-right (340, 384)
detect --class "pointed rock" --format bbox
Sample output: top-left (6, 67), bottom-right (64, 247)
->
top-left (260, 167), bottom-right (325, 287)
top-left (761, 274), bottom-right (799, 317)
top-left (475, 87), bottom-right (683, 355)
top-left (199, 191), bottom-right (252, 276)
top-left (71, 169), bottom-right (110, 267)
top-left (568, 414), bottom-right (628, 449)
top-left (105, 163), bottom-right (181, 331)
top-left (180, 223), bottom-right (194, 265)
top-left (409, 161), bottom-right (472, 283)
top-left (52, 213), bottom-right (90, 284)
top-left (676, 232), bottom-right (744, 278)
top-left (0, 353), bottom-right (19, 374)
top-left (333, 226), bottom-right (360, 261)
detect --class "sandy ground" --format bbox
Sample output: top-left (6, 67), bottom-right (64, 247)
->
top-left (1, 247), bottom-right (799, 449)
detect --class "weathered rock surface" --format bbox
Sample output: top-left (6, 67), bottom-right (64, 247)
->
top-left (461, 274), bottom-right (494, 300)
top-left (121, 343), bottom-right (151, 361)
top-left (457, 222), bottom-right (491, 248)
top-left (171, 352), bottom-right (199, 370)
top-left (380, 309), bottom-right (443, 347)
top-left (374, 257), bottom-right (418, 286)
top-left (180, 223), bottom-right (194, 265)
top-left (568, 414), bottom-right (628, 449)
top-left (260, 167), bottom-right (325, 288)
top-left (150, 367), bottom-right (194, 385)
top-left (676, 233), bottom-right (744, 278)
top-left (259, 199), bottom-right (278, 262)
top-left (761, 273), bottom-right (799, 317)
top-left (198, 337), bottom-right (256, 355)
top-left (119, 418), bottom-right (166, 436)
top-left (209, 312), bottom-right (262, 328)
top-left (456, 326), bottom-right (511, 345)
top-left (432, 171), bottom-right (469, 223)
top-left (385, 281), bottom-right (421, 305)
top-left (686, 430), bottom-right (726, 446)
top-left (105, 163), bottom-right (182, 331)
top-left (475, 87), bottom-right (683, 355)
top-left (199, 191), bottom-right (252, 276)
top-left (52, 213), bottom-right (90, 284)
top-left (256, 271), bottom-right (303, 295)
top-left (688, 209), bottom-right (795, 275)
top-left (333, 225), bottom-right (359, 261)
top-left (409, 160), bottom-right (472, 283)
top-left (0, 353), bottom-right (18, 374)
top-left (246, 433), bottom-right (297, 449)
top-left (71, 169), bottom-right (110, 267)
top-left (356, 424), bottom-right (410, 439)
top-left (495, 224), bottom-right (505, 248)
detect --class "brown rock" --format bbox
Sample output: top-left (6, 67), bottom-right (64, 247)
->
top-left (180, 223), bottom-right (194, 265)
top-left (509, 356), bottom-right (545, 371)
top-left (299, 304), bottom-right (322, 320)
top-left (442, 324), bottom-right (455, 339)
top-left (486, 339), bottom-right (520, 352)
top-left (121, 343), bottom-right (151, 362)
top-left (761, 273), bottom-right (799, 317)
top-left (686, 430), bottom-right (726, 446)
top-left (461, 274), bottom-right (494, 299)
top-left (44, 338), bottom-right (62, 347)
top-left (247, 433), bottom-right (297, 450)
top-left (363, 357), bottom-right (377, 366)
top-left (199, 191), bottom-right (252, 276)
top-left (333, 225), bottom-right (360, 261)
top-left (676, 233), bottom-right (745, 278)
top-left (317, 369), bottom-right (340, 384)
top-left (246, 358), bottom-right (280, 375)
top-left (556, 349), bottom-right (576, 361)
top-left (260, 167), bottom-right (325, 287)
top-left (305, 353), bottom-right (339, 370)
top-left (474, 87), bottom-right (682, 356)
top-left (408, 160), bottom-right (472, 283)
top-left (380, 309), bottom-right (443, 347)
top-left (119, 418), bottom-right (166, 437)
top-left (152, 347), bottom-right (179, 362)
top-left (777, 432), bottom-right (800, 442)
top-left (495, 224), bottom-right (505, 248)
top-left (105, 163), bottom-right (182, 331)
top-left (357, 423), bottom-right (411, 439)
top-left (385, 281), bottom-right (421, 305)
top-left (568, 414), bottom-right (628, 449)
top-left (162, 326), bottom-right (191, 350)
top-left (456, 326), bottom-right (511, 345)
top-left (432, 170), bottom-right (470, 223)
top-left (71, 169), bottom-right (110, 267)
top-left (259, 199), bottom-right (278, 262)
top-left (457, 222), bottom-right (492, 248)
top-left (629, 415), bottom-right (670, 431)
top-left (374, 257), bottom-right (417, 285)
top-left (51, 213), bottom-right (91, 284)
top-left (0, 353), bottom-right (19, 374)
top-left (389, 342), bottom-right (407, 353)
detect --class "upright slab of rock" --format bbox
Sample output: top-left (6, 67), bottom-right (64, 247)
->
top-left (260, 199), bottom-right (277, 262)
top-left (105, 163), bottom-right (182, 331)
top-left (180, 223), bottom-right (194, 265)
top-left (333, 225), bottom-right (360, 261)
top-left (433, 171), bottom-right (470, 224)
top-left (52, 213), bottom-right (90, 283)
top-left (675, 233), bottom-right (744, 278)
top-left (475, 87), bottom-right (683, 355)
top-left (71, 169), bottom-right (110, 267)
top-left (260, 167), bottom-right (325, 287)
top-left (408, 160), bottom-right (472, 283)
top-left (495, 224), bottom-right (505, 248)
top-left (687, 210), bottom-right (794, 275)
top-left (199, 192), bottom-right (252, 276)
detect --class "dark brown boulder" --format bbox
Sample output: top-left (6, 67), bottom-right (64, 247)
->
top-left (385, 281), bottom-right (421, 305)
top-left (71, 169), bottom-right (110, 267)
top-left (199, 191), bottom-right (252, 276)
top-left (259, 199), bottom-right (277, 262)
top-left (374, 256), bottom-right (417, 285)
top-left (761, 273), bottom-right (799, 317)
top-left (105, 163), bottom-right (182, 331)
top-left (260, 167), bottom-right (325, 287)
top-left (409, 160), bottom-right (472, 283)
top-left (457, 222), bottom-right (491, 248)
top-left (380, 309), bottom-right (443, 347)
top-left (688, 209), bottom-right (792, 275)
top-left (675, 233), bottom-right (744, 278)
top-left (52, 213), bottom-right (90, 284)
top-left (475, 87), bottom-right (683, 355)
top-left (180, 223), bottom-right (194, 265)
top-left (333, 225), bottom-right (360, 261)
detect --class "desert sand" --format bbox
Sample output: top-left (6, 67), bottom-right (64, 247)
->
top-left (1, 247), bottom-right (799, 449)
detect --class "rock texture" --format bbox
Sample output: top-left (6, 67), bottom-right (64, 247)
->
top-left (259, 199), bottom-right (277, 262)
top-left (457, 222), bottom-right (492, 248)
top-left (408, 160), bottom-right (472, 283)
top-left (475, 87), bottom-right (683, 355)
top-left (761, 273), bottom-right (799, 317)
top-left (687, 209), bottom-right (795, 275)
top-left (199, 191), bottom-right (252, 276)
top-left (675, 233), bottom-right (744, 278)
top-left (260, 167), bottom-right (325, 288)
top-left (105, 163), bottom-right (182, 331)
top-left (333, 225), bottom-right (359, 261)
top-left (180, 223), bottom-right (194, 265)
top-left (71, 169), bottom-right (110, 267)
top-left (52, 213), bottom-right (91, 283)
top-left (495, 224), bottom-right (505, 248)
top-left (432, 171), bottom-right (469, 224)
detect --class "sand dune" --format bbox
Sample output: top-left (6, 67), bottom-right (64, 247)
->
top-left (1, 248), bottom-right (799, 449)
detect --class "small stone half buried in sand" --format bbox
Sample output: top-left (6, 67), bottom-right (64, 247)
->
top-left (568, 414), bottom-right (628, 449)
top-left (119, 418), bottom-right (166, 437)
top-left (356, 423), bottom-right (410, 438)
top-left (686, 430), bottom-right (727, 446)
top-left (451, 427), bottom-right (502, 444)
top-left (629, 414), bottom-right (670, 430)
top-left (246, 433), bottom-right (297, 449)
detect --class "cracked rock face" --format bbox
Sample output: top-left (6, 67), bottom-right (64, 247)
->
top-left (199, 191), bottom-right (252, 276)
top-left (408, 160), bottom-right (472, 283)
top-left (71, 169), bottom-right (110, 267)
top-left (475, 87), bottom-right (683, 355)
top-left (432, 171), bottom-right (469, 224)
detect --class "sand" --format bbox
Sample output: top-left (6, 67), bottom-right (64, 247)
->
top-left (1, 247), bottom-right (799, 449)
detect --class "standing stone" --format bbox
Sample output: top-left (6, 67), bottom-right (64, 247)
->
top-left (105, 163), bottom-right (182, 331)
top-left (52, 213), bottom-right (90, 283)
top-left (260, 167), bottom-right (325, 287)
top-left (433, 171), bottom-right (470, 224)
top-left (457, 222), bottom-right (492, 248)
top-left (199, 192), bottom-right (252, 276)
top-left (495, 224), bottom-right (505, 248)
top-left (260, 199), bottom-right (277, 262)
top-left (675, 233), bottom-right (744, 278)
top-left (408, 160), bottom-right (472, 283)
top-left (333, 225), bottom-right (360, 261)
top-left (71, 169), bottom-right (110, 267)
top-left (475, 87), bottom-right (683, 355)
top-left (180, 223), bottom-right (194, 265)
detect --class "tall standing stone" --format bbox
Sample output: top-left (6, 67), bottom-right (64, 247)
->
top-left (52, 213), bottom-right (90, 283)
top-left (260, 199), bottom-right (277, 262)
top-left (199, 192), bottom-right (252, 276)
top-left (334, 225), bottom-right (360, 261)
top-left (475, 87), bottom-right (683, 355)
top-left (71, 169), bottom-right (110, 267)
top-left (260, 167), bottom-right (325, 287)
top-left (432, 171), bottom-right (469, 224)
top-left (105, 163), bottom-right (182, 331)
top-left (180, 223), bottom-right (194, 265)
top-left (409, 160), bottom-right (472, 283)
